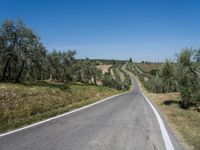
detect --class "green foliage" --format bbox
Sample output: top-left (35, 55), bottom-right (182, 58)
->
top-left (175, 48), bottom-right (200, 108)
top-left (0, 19), bottom-right (47, 82)
top-left (143, 76), bottom-right (165, 93)
top-left (0, 19), bottom-right (103, 85)
top-left (121, 70), bottom-right (132, 90)
top-left (127, 60), bottom-right (177, 93)
top-left (102, 72), bottom-right (116, 88)
top-left (102, 64), bottom-right (131, 91)
top-left (46, 50), bottom-right (76, 82)
top-left (113, 65), bottom-right (121, 81)
top-left (194, 49), bottom-right (200, 62)
top-left (73, 59), bottom-right (102, 85)
top-left (149, 69), bottom-right (159, 76)
top-left (127, 48), bottom-right (200, 108)
top-left (102, 72), bottom-right (126, 90)
top-left (158, 60), bottom-right (177, 92)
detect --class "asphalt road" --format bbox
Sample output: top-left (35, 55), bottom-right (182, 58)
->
top-left (0, 67), bottom-right (181, 150)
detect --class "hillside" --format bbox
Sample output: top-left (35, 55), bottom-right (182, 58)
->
top-left (0, 81), bottom-right (121, 132)
top-left (136, 63), bottom-right (161, 73)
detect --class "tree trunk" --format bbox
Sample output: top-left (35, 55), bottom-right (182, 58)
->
top-left (15, 61), bottom-right (25, 83)
top-left (1, 58), bottom-right (10, 81)
top-left (26, 62), bottom-right (32, 80)
top-left (8, 61), bottom-right (11, 80)
top-left (40, 74), bottom-right (43, 80)
top-left (1, 33), bottom-right (17, 81)
top-left (49, 74), bottom-right (52, 81)
top-left (94, 76), bottom-right (97, 85)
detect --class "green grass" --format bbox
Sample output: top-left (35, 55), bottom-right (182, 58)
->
top-left (0, 81), bottom-right (121, 133)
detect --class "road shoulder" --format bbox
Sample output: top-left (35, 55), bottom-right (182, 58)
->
top-left (137, 78), bottom-right (192, 150)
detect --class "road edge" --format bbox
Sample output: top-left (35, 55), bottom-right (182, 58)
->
top-left (136, 79), bottom-right (175, 150)
top-left (0, 81), bottom-right (134, 138)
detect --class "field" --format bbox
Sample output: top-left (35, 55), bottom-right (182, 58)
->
top-left (136, 63), bottom-right (161, 73)
top-left (0, 81), bottom-right (121, 133)
top-left (96, 64), bottom-right (112, 74)
top-left (96, 63), bottom-right (126, 81)
top-left (113, 66), bottom-right (125, 81)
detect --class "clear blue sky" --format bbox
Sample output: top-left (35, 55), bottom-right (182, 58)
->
top-left (1, 0), bottom-right (200, 61)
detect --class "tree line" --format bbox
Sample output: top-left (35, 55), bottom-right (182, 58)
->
top-left (102, 63), bottom-right (131, 90)
top-left (127, 49), bottom-right (200, 108)
top-left (0, 19), bottom-right (131, 90)
top-left (0, 19), bottom-right (102, 84)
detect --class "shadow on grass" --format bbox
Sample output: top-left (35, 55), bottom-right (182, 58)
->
top-left (21, 81), bottom-right (71, 91)
top-left (163, 99), bottom-right (199, 110)
top-left (163, 100), bottom-right (180, 106)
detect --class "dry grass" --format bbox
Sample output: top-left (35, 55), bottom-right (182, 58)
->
top-left (136, 63), bottom-right (161, 73)
top-left (117, 68), bottom-right (125, 81)
top-left (0, 81), bottom-right (121, 133)
top-left (110, 68), bottom-right (115, 79)
top-left (142, 89), bottom-right (200, 150)
top-left (96, 64), bottom-right (112, 74)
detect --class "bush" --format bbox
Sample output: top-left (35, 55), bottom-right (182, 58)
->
top-left (149, 69), bottom-right (159, 76)
top-left (102, 72), bottom-right (131, 90)
top-left (143, 77), bottom-right (165, 93)
top-left (126, 49), bottom-right (200, 108)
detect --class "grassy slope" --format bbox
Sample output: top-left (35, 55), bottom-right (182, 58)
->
top-left (136, 63), bottom-right (161, 73)
top-left (96, 64), bottom-right (112, 74)
top-left (130, 62), bottom-right (200, 150)
top-left (0, 81), bottom-right (121, 133)
top-left (116, 66), bottom-right (125, 81)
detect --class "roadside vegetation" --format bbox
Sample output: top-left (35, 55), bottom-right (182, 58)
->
top-left (0, 18), bottom-right (131, 89)
top-left (0, 19), bottom-right (132, 132)
top-left (127, 49), bottom-right (200, 108)
top-left (102, 61), bottom-right (131, 90)
top-left (127, 48), bottom-right (200, 149)
top-left (113, 64), bottom-right (125, 81)
top-left (136, 62), bottom-right (161, 75)
top-left (145, 92), bottom-right (200, 150)
top-left (0, 81), bottom-right (120, 132)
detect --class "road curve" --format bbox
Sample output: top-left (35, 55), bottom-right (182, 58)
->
top-left (0, 66), bottom-right (181, 150)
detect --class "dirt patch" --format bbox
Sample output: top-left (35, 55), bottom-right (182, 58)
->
top-left (96, 65), bottom-right (112, 74)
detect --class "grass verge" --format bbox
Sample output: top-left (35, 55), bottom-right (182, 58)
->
top-left (0, 81), bottom-right (122, 133)
top-left (138, 80), bottom-right (200, 150)
top-left (126, 62), bottom-right (200, 150)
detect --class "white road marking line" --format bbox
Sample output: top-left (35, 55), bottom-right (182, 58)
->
top-left (0, 68), bottom-right (174, 150)
top-left (0, 88), bottom-right (132, 138)
top-left (137, 79), bottom-right (175, 150)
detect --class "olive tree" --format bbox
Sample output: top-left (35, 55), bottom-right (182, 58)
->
top-left (175, 48), bottom-right (200, 108)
